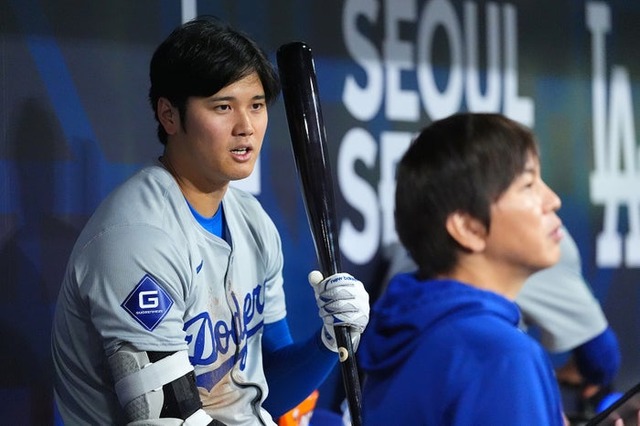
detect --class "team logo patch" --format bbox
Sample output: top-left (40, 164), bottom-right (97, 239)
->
top-left (122, 274), bottom-right (174, 331)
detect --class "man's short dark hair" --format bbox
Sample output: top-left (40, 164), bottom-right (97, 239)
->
top-left (395, 113), bottom-right (538, 279)
top-left (149, 16), bottom-right (280, 145)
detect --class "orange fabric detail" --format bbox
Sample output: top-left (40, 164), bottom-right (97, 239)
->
top-left (278, 390), bottom-right (320, 426)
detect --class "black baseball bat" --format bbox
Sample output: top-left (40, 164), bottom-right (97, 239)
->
top-left (276, 42), bottom-right (363, 426)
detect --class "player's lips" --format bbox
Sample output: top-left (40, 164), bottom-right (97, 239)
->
top-left (549, 221), bottom-right (564, 242)
top-left (230, 145), bottom-right (253, 160)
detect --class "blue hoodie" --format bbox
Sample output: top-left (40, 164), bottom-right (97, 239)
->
top-left (359, 273), bottom-right (565, 425)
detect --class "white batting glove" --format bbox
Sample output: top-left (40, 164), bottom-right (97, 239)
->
top-left (308, 270), bottom-right (370, 353)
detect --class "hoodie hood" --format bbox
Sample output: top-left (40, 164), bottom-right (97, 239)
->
top-left (359, 273), bottom-right (521, 373)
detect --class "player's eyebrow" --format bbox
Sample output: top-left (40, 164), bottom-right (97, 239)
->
top-left (209, 94), bottom-right (266, 102)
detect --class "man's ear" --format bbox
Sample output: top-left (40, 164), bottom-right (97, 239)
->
top-left (445, 211), bottom-right (487, 252)
top-left (157, 97), bottom-right (179, 135)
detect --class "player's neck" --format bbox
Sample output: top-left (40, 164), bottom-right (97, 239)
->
top-left (447, 255), bottom-right (529, 300)
top-left (159, 155), bottom-right (226, 217)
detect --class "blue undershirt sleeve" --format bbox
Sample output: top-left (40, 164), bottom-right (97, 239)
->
top-left (262, 318), bottom-right (338, 417)
top-left (573, 326), bottom-right (621, 385)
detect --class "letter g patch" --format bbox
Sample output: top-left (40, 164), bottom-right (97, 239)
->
top-left (121, 274), bottom-right (174, 331)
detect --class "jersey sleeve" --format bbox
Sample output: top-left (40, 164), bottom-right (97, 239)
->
top-left (517, 230), bottom-right (608, 352)
top-left (262, 241), bottom-right (286, 325)
top-left (251, 199), bottom-right (287, 325)
top-left (73, 223), bottom-right (192, 356)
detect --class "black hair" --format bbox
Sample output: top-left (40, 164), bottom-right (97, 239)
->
top-left (395, 113), bottom-right (538, 279)
top-left (149, 16), bottom-right (280, 144)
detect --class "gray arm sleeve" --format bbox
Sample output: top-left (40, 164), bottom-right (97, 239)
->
top-left (517, 230), bottom-right (608, 352)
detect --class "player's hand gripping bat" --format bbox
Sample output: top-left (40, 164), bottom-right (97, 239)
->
top-left (276, 42), bottom-right (363, 426)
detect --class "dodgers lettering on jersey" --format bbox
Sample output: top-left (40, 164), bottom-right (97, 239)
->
top-left (185, 282), bottom-right (266, 391)
top-left (120, 275), bottom-right (267, 392)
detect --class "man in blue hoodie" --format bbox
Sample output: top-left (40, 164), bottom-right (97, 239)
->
top-left (359, 113), bottom-right (567, 425)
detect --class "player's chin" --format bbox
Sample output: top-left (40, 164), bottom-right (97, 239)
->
top-left (229, 164), bottom-right (257, 181)
top-left (538, 242), bottom-right (562, 269)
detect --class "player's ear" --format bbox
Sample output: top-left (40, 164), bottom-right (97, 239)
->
top-left (157, 97), bottom-right (179, 135)
top-left (445, 211), bottom-right (487, 252)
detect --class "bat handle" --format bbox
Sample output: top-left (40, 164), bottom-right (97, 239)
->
top-left (334, 326), bottom-right (363, 426)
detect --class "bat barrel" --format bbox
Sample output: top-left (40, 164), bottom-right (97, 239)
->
top-left (276, 42), bottom-right (341, 276)
top-left (277, 42), bottom-right (364, 426)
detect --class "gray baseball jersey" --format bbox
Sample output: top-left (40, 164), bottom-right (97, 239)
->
top-left (517, 229), bottom-right (607, 352)
top-left (52, 164), bottom-right (286, 425)
top-left (382, 228), bottom-right (607, 353)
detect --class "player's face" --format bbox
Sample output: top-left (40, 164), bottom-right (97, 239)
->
top-left (483, 153), bottom-right (563, 274)
top-left (175, 72), bottom-right (268, 190)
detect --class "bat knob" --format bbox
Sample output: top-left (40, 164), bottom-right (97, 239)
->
top-left (308, 270), bottom-right (324, 286)
top-left (338, 347), bottom-right (349, 362)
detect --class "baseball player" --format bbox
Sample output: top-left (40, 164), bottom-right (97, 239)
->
top-left (51, 17), bottom-right (369, 425)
